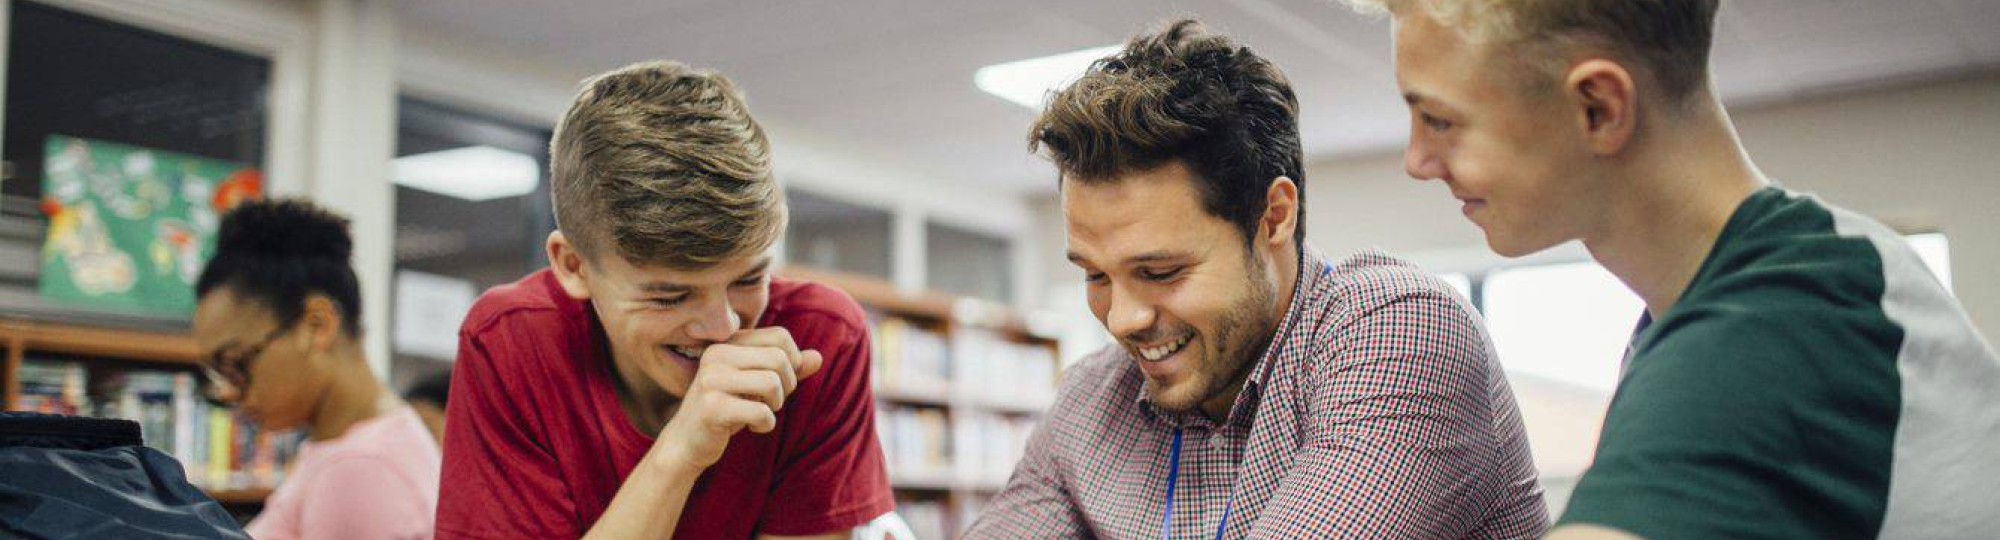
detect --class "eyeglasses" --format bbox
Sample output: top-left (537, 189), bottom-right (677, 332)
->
top-left (200, 324), bottom-right (292, 406)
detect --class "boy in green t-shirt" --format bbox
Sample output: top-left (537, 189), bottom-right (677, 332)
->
top-left (1341, 1), bottom-right (2000, 538)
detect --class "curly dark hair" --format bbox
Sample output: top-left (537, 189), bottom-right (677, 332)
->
top-left (195, 198), bottom-right (362, 337)
top-left (1031, 18), bottom-right (1305, 250)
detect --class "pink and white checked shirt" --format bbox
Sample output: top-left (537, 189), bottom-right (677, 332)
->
top-left (966, 250), bottom-right (1547, 539)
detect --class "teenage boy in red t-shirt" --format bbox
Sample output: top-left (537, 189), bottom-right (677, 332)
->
top-left (435, 60), bottom-right (892, 540)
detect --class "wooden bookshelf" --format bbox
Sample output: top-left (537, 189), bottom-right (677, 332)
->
top-left (777, 266), bottom-right (1043, 341)
top-left (0, 320), bottom-right (198, 363)
top-left (779, 266), bottom-right (1061, 538)
top-left (0, 319), bottom-right (268, 509)
top-left (206, 487), bottom-right (273, 506)
top-left (874, 383), bottom-right (953, 407)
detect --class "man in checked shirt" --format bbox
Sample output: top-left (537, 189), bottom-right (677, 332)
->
top-left (965, 19), bottom-right (1547, 539)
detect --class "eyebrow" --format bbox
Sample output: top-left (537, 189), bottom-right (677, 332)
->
top-left (1066, 250), bottom-right (1189, 266)
top-left (635, 257), bottom-right (774, 294)
top-left (637, 282), bottom-right (690, 295)
top-left (1403, 92), bottom-right (1426, 106)
top-left (737, 258), bottom-right (773, 280)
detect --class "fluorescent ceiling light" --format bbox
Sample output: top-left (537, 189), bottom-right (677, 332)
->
top-left (975, 45), bottom-right (1121, 109)
top-left (392, 145), bottom-right (540, 202)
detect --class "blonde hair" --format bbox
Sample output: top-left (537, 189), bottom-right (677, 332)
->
top-left (1344, 0), bottom-right (1720, 104)
top-left (549, 60), bottom-right (784, 269)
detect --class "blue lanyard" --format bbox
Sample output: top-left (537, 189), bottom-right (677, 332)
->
top-left (1162, 428), bottom-right (1233, 540)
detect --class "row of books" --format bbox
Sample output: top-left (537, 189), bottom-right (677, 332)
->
top-left (896, 491), bottom-right (1000, 539)
top-left (894, 496), bottom-right (952, 540)
top-left (876, 405), bottom-right (952, 481)
top-left (953, 412), bottom-right (1037, 485)
top-left (873, 317), bottom-right (952, 392)
top-left (14, 358), bottom-right (300, 492)
top-left (875, 407), bottom-right (1039, 483)
top-left (949, 328), bottom-right (1057, 407)
top-left (873, 316), bottom-right (1058, 398)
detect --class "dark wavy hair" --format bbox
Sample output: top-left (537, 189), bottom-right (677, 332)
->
top-left (195, 199), bottom-right (362, 337)
top-left (1031, 18), bottom-right (1305, 250)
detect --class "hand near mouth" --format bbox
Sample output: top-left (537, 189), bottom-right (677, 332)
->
top-left (653, 327), bottom-right (825, 472)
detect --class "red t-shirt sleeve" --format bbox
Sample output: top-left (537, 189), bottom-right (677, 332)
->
top-left (436, 320), bottom-right (581, 539)
top-left (758, 305), bottom-right (896, 536)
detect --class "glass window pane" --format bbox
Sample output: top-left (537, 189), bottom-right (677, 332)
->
top-left (785, 190), bottom-right (892, 280)
top-left (1437, 272), bottom-right (1473, 303)
top-left (1483, 261), bottom-right (1642, 392)
top-left (391, 98), bottom-right (551, 388)
top-left (1484, 261), bottom-right (1633, 507)
top-left (926, 222), bottom-right (1011, 303)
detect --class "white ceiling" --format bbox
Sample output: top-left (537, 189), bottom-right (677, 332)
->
top-left (396, 0), bottom-right (2000, 195)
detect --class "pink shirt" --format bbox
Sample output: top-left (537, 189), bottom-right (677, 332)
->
top-left (247, 405), bottom-right (441, 540)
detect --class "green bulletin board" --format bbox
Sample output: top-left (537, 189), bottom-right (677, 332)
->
top-left (39, 135), bottom-right (262, 317)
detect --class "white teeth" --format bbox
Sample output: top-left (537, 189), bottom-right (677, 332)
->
top-left (671, 345), bottom-right (704, 360)
top-left (1137, 333), bottom-right (1193, 361)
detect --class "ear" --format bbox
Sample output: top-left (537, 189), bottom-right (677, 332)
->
top-left (1260, 177), bottom-right (1299, 251)
top-left (1564, 59), bottom-right (1639, 155)
top-left (299, 294), bottom-right (344, 352)
top-left (545, 230), bottom-right (594, 301)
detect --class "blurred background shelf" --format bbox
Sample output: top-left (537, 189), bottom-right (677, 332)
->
top-left (2, 320), bottom-right (286, 515)
top-left (791, 267), bottom-right (1060, 539)
top-left (206, 487), bottom-right (273, 506)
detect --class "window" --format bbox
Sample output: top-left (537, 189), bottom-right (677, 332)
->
top-left (1437, 272), bottom-right (1473, 302)
top-left (390, 98), bottom-right (551, 388)
top-left (926, 221), bottom-right (1012, 303)
top-left (785, 190), bottom-right (894, 280)
top-left (1481, 262), bottom-right (1641, 393)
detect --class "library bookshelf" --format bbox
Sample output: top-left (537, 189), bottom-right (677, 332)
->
top-left (0, 319), bottom-right (278, 512)
top-left (778, 267), bottom-right (1061, 539)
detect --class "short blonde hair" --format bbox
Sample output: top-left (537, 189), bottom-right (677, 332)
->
top-left (549, 60), bottom-right (784, 269)
top-left (1345, 0), bottom-right (1720, 103)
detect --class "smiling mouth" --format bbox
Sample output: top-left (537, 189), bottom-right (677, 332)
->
top-left (667, 344), bottom-right (705, 360)
top-left (1135, 332), bottom-right (1193, 362)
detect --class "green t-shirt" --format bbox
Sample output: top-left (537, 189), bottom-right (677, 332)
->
top-left (1559, 187), bottom-right (2000, 539)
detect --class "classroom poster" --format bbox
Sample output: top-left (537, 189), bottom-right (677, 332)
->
top-left (39, 135), bottom-right (262, 317)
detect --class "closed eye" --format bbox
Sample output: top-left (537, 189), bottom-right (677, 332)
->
top-left (1420, 112), bottom-right (1453, 132)
top-left (1138, 266), bottom-right (1183, 283)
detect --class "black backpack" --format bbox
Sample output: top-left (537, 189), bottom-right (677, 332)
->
top-left (0, 412), bottom-right (248, 539)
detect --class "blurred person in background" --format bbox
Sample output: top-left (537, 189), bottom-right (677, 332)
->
top-left (193, 199), bottom-right (439, 539)
top-left (404, 370), bottom-right (450, 445)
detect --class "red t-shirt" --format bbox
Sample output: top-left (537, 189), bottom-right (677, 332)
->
top-left (435, 270), bottom-right (893, 539)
